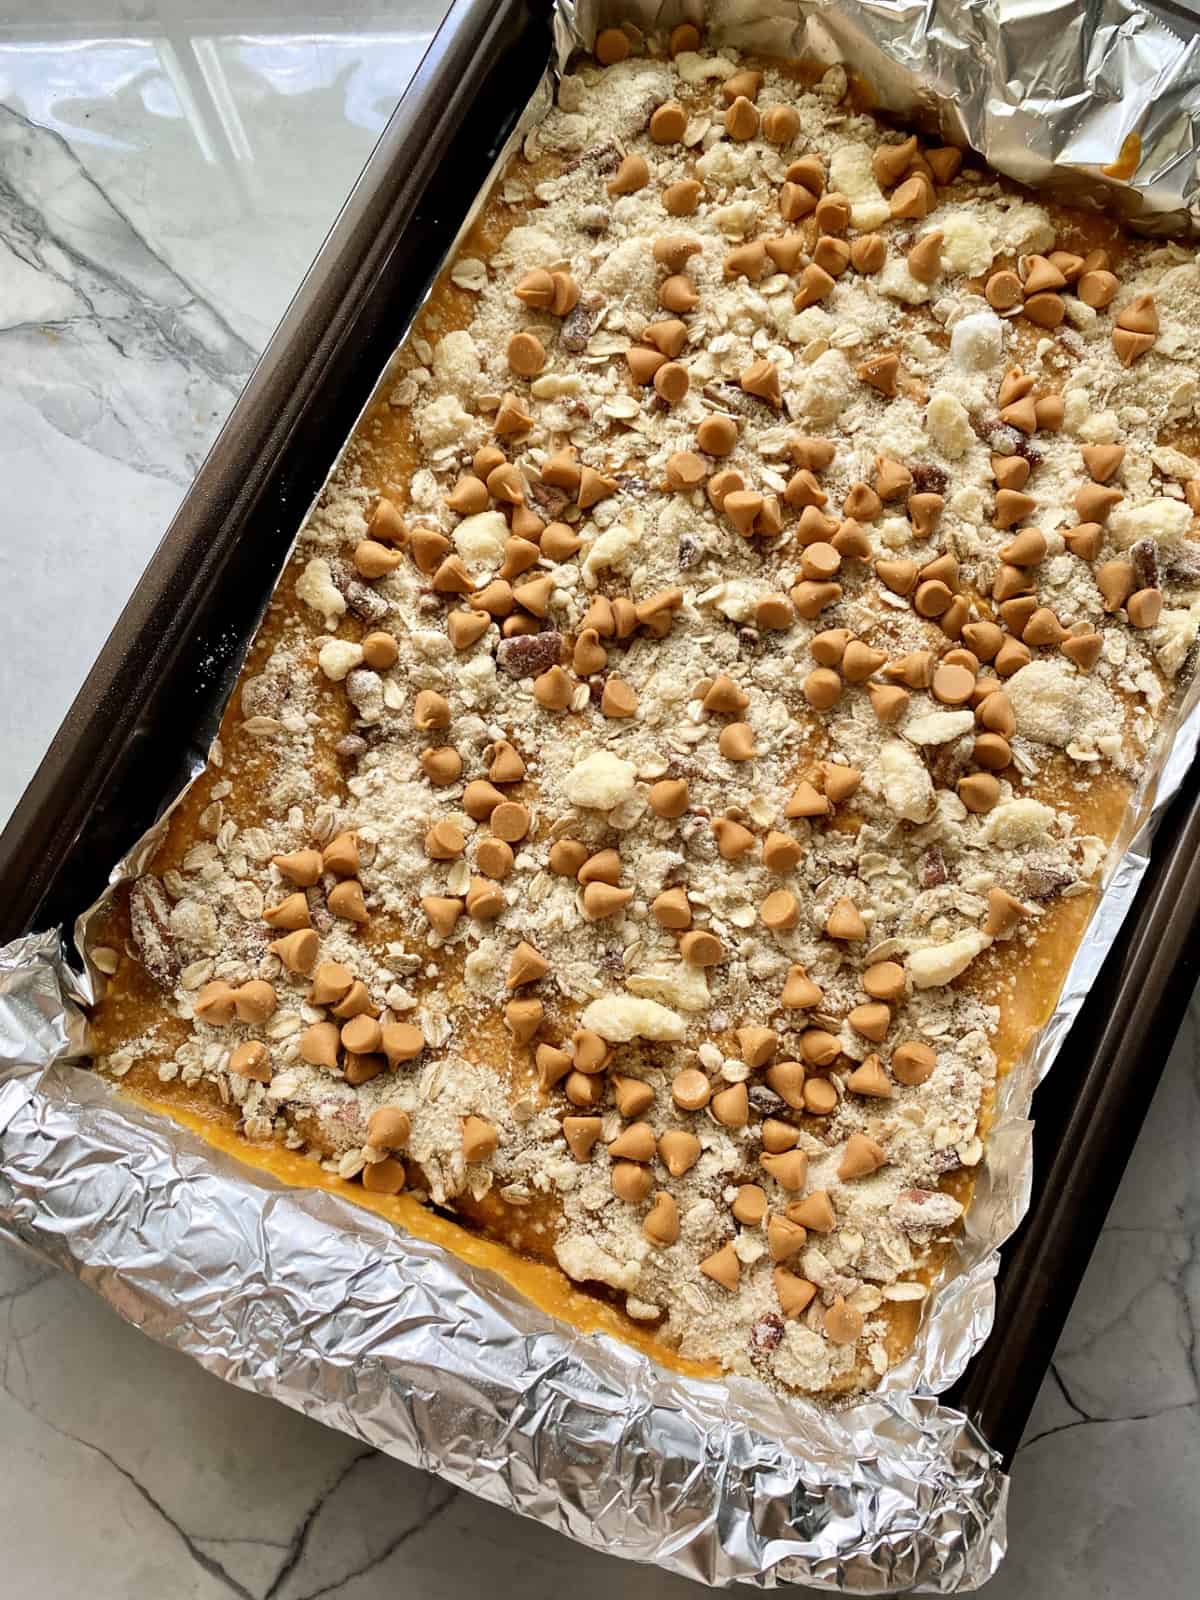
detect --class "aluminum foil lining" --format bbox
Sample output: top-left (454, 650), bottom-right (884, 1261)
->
top-left (3, 0), bottom-right (1200, 1589)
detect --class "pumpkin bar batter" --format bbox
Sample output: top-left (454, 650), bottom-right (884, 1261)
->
top-left (87, 28), bottom-right (1200, 1395)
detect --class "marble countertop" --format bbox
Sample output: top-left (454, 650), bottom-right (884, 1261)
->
top-left (1, 5), bottom-right (1197, 1595)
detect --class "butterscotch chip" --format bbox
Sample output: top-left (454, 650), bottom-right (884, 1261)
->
top-left (272, 848), bottom-right (322, 887)
top-left (1024, 607), bottom-right (1067, 647)
top-left (448, 610), bottom-right (490, 650)
top-left (1128, 587), bottom-right (1163, 628)
top-left (659, 1129), bottom-right (701, 1178)
top-left (784, 780), bottom-right (828, 818)
top-left (800, 541), bottom-right (842, 581)
top-left (361, 1157), bottom-right (405, 1195)
top-left (1064, 521), bottom-right (1104, 559)
top-left (826, 896), bottom-right (865, 941)
top-left (793, 262), bottom-right (835, 310)
top-left (594, 25), bottom-right (630, 63)
top-left (548, 840), bottom-right (588, 880)
top-left (762, 1119), bottom-right (798, 1154)
top-left (659, 273), bottom-right (699, 313)
top-left (533, 665), bottom-right (573, 709)
top-left (740, 358), bottom-right (781, 405)
top-left (909, 492), bottom-right (944, 537)
top-left (577, 465), bottom-right (617, 509)
top-left (803, 667), bottom-right (842, 711)
top-left (1077, 268), bottom-right (1118, 308)
top-left (607, 152), bottom-right (648, 196)
top-left (652, 361), bottom-right (691, 406)
top-left (700, 1242), bottom-right (741, 1291)
top-left (665, 449), bottom-right (706, 490)
top-left (563, 1115), bottom-right (603, 1161)
top-left (850, 233), bottom-right (886, 274)
top-left (269, 929), bottom-right (318, 974)
top-left (629, 345), bottom-right (666, 386)
top-left (931, 663), bottom-right (976, 705)
top-left (985, 887), bottom-right (1028, 939)
top-left (767, 1216), bottom-right (807, 1263)
top-left (643, 1191), bottom-right (680, 1246)
top-left (841, 640), bottom-right (885, 681)
top-left (646, 777), bottom-right (688, 820)
top-left (785, 153), bottom-right (825, 191)
top-left (361, 631), bottom-right (399, 670)
top-left (534, 1044), bottom-right (570, 1092)
top-left (958, 772), bottom-right (1001, 812)
top-left (662, 178), bottom-right (703, 216)
top-left (724, 239), bottom-right (766, 281)
top-left (839, 1131), bottom-right (887, 1180)
top-left (582, 882), bottom-right (633, 920)
top-left (411, 529), bottom-right (451, 575)
top-left (376, 1024), bottom-right (422, 1072)
top-left (985, 269), bottom-right (1023, 310)
top-left (330, 980), bottom-right (376, 1021)
top-left (773, 1268), bottom-right (817, 1321)
top-left (650, 100), bottom-right (688, 143)
top-left (420, 746), bottom-right (463, 787)
top-left (779, 181), bottom-right (818, 222)
top-left (486, 462), bottom-right (525, 505)
top-left (705, 469), bottom-right (743, 515)
top-left (421, 895), bottom-right (462, 937)
top-left (762, 103), bottom-right (800, 144)
top-left (507, 941), bottom-right (549, 988)
top-left (229, 1041), bottom-right (271, 1082)
top-left (732, 1184), bottom-right (768, 1225)
top-left (341, 1014), bottom-right (382, 1056)
top-left (761, 889), bottom-right (799, 931)
top-left (711, 1083), bottom-right (749, 1128)
top-left (824, 1297), bottom-right (864, 1345)
top-left (800, 1029), bottom-right (840, 1068)
top-left (858, 351), bottom-right (900, 396)
top-left (194, 980), bottom-right (238, 1024)
top-left (868, 683), bottom-right (910, 723)
top-left (765, 1060), bottom-right (806, 1108)
top-left (575, 850), bottom-right (619, 888)
top-left (680, 929), bottom-right (723, 966)
top-left (814, 191), bottom-right (851, 233)
top-left (762, 830), bottom-right (802, 872)
top-left (1097, 559), bottom-right (1135, 612)
top-left (299, 1021), bottom-right (340, 1069)
top-left (466, 876), bottom-right (505, 921)
top-left (1035, 394), bottom-right (1065, 432)
top-left (977, 690), bottom-right (1016, 736)
top-left (973, 732), bottom-right (1012, 770)
top-left (264, 892), bottom-right (310, 931)
top-left (446, 474), bottom-right (488, 516)
top-left (724, 94), bottom-right (759, 140)
top-left (432, 555), bottom-right (475, 594)
top-left (565, 1068), bottom-right (603, 1104)
top-left (610, 1076), bottom-right (653, 1120)
top-left (462, 1116), bottom-right (498, 1164)
top-left (736, 1025), bottom-right (778, 1068)
top-left (823, 763), bottom-right (861, 802)
top-left (804, 1076), bottom-right (839, 1115)
top-left (889, 174), bottom-right (932, 219)
top-left (760, 1150), bottom-right (808, 1191)
top-left (669, 1067), bottom-right (710, 1112)
top-left (488, 801), bottom-right (529, 843)
top-left (652, 888), bottom-right (692, 930)
top-left (353, 539), bottom-right (402, 579)
top-left (508, 331), bottom-right (546, 379)
top-left (504, 998), bottom-right (542, 1045)
top-left (907, 229), bottom-right (943, 282)
top-left (872, 135), bottom-right (917, 188)
top-left (609, 1121), bottom-right (657, 1162)
top-left (848, 1002), bottom-right (891, 1042)
top-left (494, 392), bottom-right (534, 436)
top-left (846, 1056), bottom-right (893, 1098)
top-left (234, 980), bottom-right (277, 1026)
top-left (1062, 632), bottom-right (1103, 671)
top-left (309, 960), bottom-right (354, 1006)
top-left (718, 723), bottom-right (756, 761)
top-left (367, 497), bottom-right (405, 544)
top-left (614, 1164), bottom-right (652, 1203)
top-left (669, 21), bottom-right (701, 55)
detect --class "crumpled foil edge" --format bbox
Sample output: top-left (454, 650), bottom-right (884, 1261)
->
top-left (5, 0), bottom-right (1200, 1588)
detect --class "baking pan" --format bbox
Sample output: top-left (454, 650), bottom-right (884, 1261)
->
top-left (0, 0), bottom-right (1196, 1472)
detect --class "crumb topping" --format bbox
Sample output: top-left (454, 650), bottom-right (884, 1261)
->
top-left (96, 36), bottom-right (1200, 1395)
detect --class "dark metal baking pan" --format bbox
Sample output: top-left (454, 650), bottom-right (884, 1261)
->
top-left (0, 0), bottom-right (1196, 1472)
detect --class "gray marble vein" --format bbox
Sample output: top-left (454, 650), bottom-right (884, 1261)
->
top-left (0, 4), bottom-right (1198, 1595)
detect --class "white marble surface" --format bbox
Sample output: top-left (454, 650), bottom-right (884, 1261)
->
top-left (1, 6), bottom-right (1197, 1595)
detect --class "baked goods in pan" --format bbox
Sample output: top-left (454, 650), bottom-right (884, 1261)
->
top-left (88, 27), bottom-right (1200, 1394)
